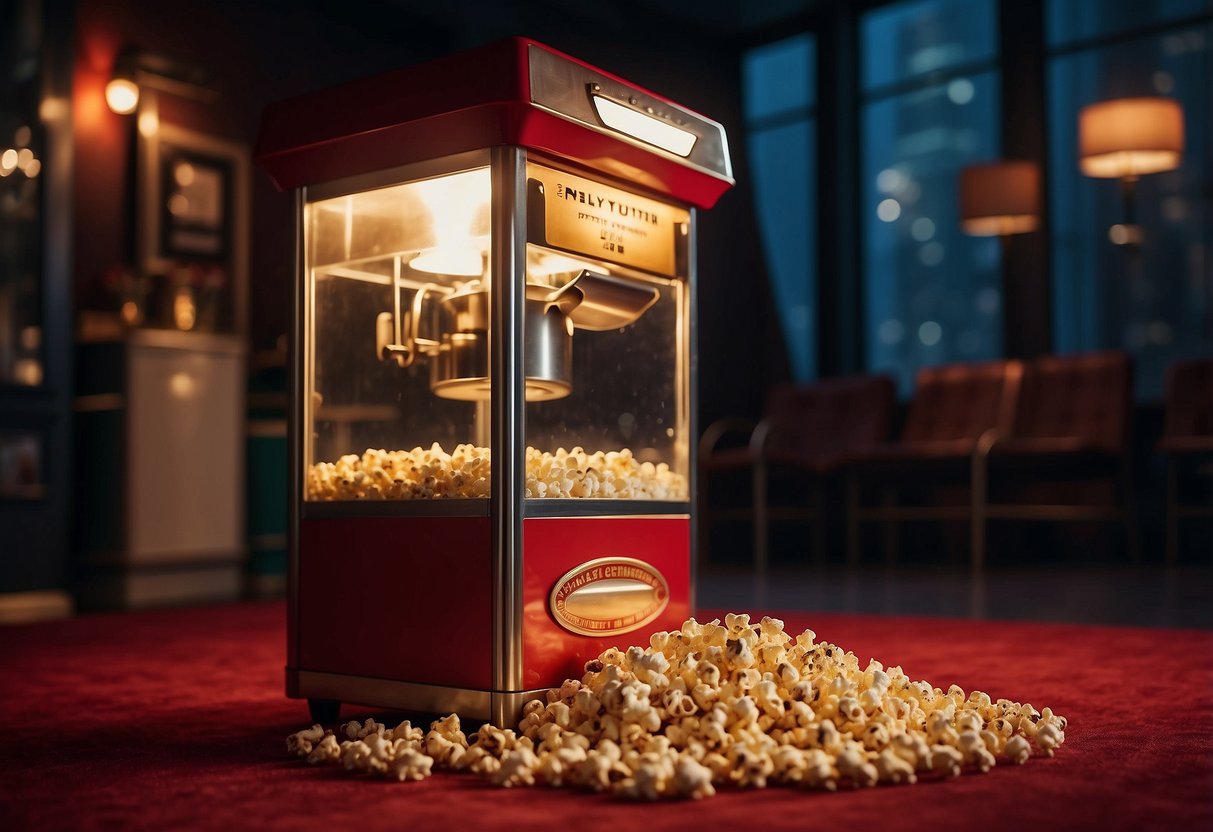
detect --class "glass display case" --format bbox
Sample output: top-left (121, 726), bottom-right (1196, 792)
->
top-left (257, 38), bottom-right (731, 726)
top-left (304, 161), bottom-right (691, 504)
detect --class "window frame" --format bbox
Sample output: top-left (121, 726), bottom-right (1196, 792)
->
top-left (857, 0), bottom-right (1005, 395)
top-left (740, 30), bottom-right (822, 382)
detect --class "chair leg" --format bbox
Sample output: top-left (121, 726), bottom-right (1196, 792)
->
top-left (753, 461), bottom-right (768, 581)
top-left (846, 471), bottom-right (860, 567)
top-left (811, 484), bottom-right (826, 565)
top-left (1166, 458), bottom-right (1178, 566)
top-left (881, 487), bottom-right (899, 566)
top-left (1121, 462), bottom-right (1141, 564)
top-left (971, 453), bottom-right (987, 573)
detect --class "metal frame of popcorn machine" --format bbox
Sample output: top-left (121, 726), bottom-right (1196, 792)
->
top-left (256, 38), bottom-right (733, 726)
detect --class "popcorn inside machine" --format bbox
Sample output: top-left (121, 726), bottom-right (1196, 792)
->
top-left (256, 38), bottom-right (733, 725)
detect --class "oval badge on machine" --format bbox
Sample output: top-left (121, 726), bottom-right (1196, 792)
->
top-left (549, 557), bottom-right (670, 637)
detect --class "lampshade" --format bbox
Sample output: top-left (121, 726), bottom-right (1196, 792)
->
top-left (959, 160), bottom-right (1040, 236)
top-left (1079, 97), bottom-right (1184, 178)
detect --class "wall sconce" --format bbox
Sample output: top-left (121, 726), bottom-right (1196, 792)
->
top-left (105, 48), bottom-right (217, 116)
top-left (105, 74), bottom-right (140, 115)
top-left (1078, 96), bottom-right (1184, 246)
top-left (959, 160), bottom-right (1041, 237)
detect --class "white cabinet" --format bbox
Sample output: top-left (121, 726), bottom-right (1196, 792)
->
top-left (76, 329), bottom-right (246, 608)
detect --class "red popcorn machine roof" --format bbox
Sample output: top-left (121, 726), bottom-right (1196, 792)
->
top-left (255, 37), bottom-right (734, 208)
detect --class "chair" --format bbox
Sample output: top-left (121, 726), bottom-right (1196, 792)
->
top-left (699, 375), bottom-right (895, 576)
top-left (1157, 358), bottom-right (1213, 563)
top-left (844, 360), bottom-right (1023, 566)
top-left (971, 351), bottom-right (1135, 569)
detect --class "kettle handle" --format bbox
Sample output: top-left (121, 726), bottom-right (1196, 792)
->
top-left (402, 283), bottom-right (442, 365)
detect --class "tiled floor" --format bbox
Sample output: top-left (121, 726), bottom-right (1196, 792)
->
top-left (696, 563), bottom-right (1213, 630)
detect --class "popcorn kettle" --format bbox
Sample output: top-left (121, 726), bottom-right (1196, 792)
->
top-left (378, 270), bottom-right (659, 402)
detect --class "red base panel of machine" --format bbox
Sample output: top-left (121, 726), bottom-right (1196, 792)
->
top-left (521, 516), bottom-right (690, 689)
top-left (296, 516), bottom-right (493, 690)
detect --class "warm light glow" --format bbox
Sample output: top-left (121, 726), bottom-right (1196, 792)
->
top-left (18, 326), bottom-right (41, 351)
top-left (174, 289), bottom-right (196, 331)
top-left (528, 252), bottom-right (599, 277)
top-left (168, 194), bottom-right (190, 217)
top-left (174, 162), bottom-right (195, 187)
top-left (0, 148), bottom-right (16, 173)
top-left (105, 77), bottom-right (140, 115)
top-left (409, 247), bottom-right (484, 276)
top-left (138, 110), bottom-right (159, 137)
top-left (1079, 97), bottom-right (1183, 178)
top-left (39, 97), bottom-right (68, 122)
top-left (408, 168), bottom-right (490, 276)
top-left (959, 161), bottom-right (1040, 236)
top-left (120, 300), bottom-right (141, 326)
top-left (13, 359), bottom-right (42, 386)
top-left (23, 159), bottom-right (40, 178)
top-left (16, 148), bottom-right (33, 169)
top-left (591, 95), bottom-right (697, 157)
top-left (168, 372), bottom-right (197, 400)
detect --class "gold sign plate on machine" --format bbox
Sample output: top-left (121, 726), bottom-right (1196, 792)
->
top-left (528, 164), bottom-right (688, 277)
top-left (549, 557), bottom-right (670, 637)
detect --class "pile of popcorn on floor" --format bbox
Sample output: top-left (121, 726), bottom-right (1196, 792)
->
top-left (307, 444), bottom-right (687, 501)
top-left (286, 614), bottom-right (1067, 800)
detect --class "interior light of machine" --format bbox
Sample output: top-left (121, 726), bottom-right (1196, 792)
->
top-left (591, 96), bottom-right (696, 157)
top-left (409, 168), bottom-right (491, 275)
top-left (410, 246), bottom-right (485, 276)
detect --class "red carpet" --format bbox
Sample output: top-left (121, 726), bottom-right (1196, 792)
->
top-left (2, 601), bottom-right (1211, 831)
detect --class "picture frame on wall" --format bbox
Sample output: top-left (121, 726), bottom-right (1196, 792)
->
top-left (158, 144), bottom-right (233, 261)
top-left (135, 102), bottom-right (250, 334)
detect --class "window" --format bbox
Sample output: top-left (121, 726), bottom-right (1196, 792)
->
top-left (860, 0), bottom-right (1002, 394)
top-left (1048, 1), bottom-right (1213, 399)
top-left (742, 34), bottom-right (817, 381)
top-left (1048, 0), bottom-right (1212, 47)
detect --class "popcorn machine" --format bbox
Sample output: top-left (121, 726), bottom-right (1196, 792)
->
top-left (256, 38), bottom-right (733, 725)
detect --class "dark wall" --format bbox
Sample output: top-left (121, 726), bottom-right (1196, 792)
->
top-left (0, 0), bottom-right (74, 594)
top-left (71, 0), bottom-right (785, 429)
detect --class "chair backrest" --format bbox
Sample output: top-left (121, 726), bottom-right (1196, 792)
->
top-left (900, 360), bottom-right (1022, 443)
top-left (764, 374), bottom-right (896, 458)
top-left (1014, 351), bottom-right (1132, 452)
top-left (1164, 358), bottom-right (1213, 438)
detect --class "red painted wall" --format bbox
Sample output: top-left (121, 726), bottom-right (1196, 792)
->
top-left (72, 0), bottom-right (254, 311)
